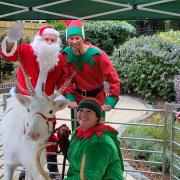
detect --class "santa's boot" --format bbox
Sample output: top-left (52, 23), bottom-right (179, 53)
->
top-left (47, 155), bottom-right (61, 180)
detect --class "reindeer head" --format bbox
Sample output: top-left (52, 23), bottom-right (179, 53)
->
top-left (16, 93), bottom-right (68, 141)
top-left (15, 50), bottom-right (75, 141)
top-left (15, 70), bottom-right (74, 141)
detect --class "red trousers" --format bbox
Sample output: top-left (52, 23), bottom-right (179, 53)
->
top-left (46, 117), bottom-right (58, 154)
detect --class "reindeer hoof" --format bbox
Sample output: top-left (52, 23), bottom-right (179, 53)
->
top-left (19, 170), bottom-right (26, 180)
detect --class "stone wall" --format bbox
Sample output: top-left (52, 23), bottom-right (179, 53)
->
top-left (0, 21), bottom-right (48, 40)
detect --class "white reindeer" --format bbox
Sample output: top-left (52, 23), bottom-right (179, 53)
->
top-left (0, 90), bottom-right (68, 180)
top-left (0, 68), bottom-right (71, 180)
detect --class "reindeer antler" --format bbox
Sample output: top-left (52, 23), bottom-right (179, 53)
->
top-left (17, 39), bottom-right (36, 97)
top-left (16, 80), bottom-right (36, 96)
top-left (52, 71), bottom-right (76, 100)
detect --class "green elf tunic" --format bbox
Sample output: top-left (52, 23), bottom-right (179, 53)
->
top-left (64, 125), bottom-right (124, 180)
top-left (62, 42), bottom-right (120, 108)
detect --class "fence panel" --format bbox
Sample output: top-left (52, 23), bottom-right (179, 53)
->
top-left (105, 107), bottom-right (167, 180)
top-left (166, 103), bottom-right (180, 180)
top-left (1, 95), bottom-right (179, 179)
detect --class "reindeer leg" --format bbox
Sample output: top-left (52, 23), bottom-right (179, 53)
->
top-left (25, 171), bottom-right (33, 180)
top-left (4, 163), bottom-right (16, 180)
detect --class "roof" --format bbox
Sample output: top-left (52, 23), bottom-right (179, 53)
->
top-left (0, 0), bottom-right (180, 20)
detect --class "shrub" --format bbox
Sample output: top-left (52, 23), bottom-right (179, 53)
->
top-left (0, 59), bottom-right (14, 82)
top-left (131, 141), bottom-right (157, 159)
top-left (158, 30), bottom-right (180, 48)
top-left (124, 114), bottom-right (180, 174)
top-left (60, 21), bottom-right (135, 55)
top-left (85, 21), bottom-right (135, 55)
top-left (111, 34), bottom-right (180, 103)
top-left (125, 125), bottom-right (163, 159)
top-left (173, 159), bottom-right (180, 179)
top-left (0, 34), bottom-right (31, 82)
top-left (0, 34), bottom-right (14, 82)
top-left (148, 151), bottom-right (170, 173)
top-left (47, 20), bottom-right (66, 31)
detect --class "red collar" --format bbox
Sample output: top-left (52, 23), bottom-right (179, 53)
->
top-left (76, 125), bottom-right (117, 139)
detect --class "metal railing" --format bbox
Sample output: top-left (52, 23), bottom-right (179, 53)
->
top-left (0, 82), bottom-right (16, 94)
top-left (166, 103), bottom-right (180, 180)
top-left (0, 95), bottom-right (180, 179)
top-left (104, 107), bottom-right (167, 180)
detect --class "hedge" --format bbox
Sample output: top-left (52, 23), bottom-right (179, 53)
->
top-left (60, 20), bottom-right (135, 55)
top-left (111, 32), bottom-right (180, 103)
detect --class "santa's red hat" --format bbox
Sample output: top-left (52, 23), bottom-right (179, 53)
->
top-left (38, 26), bottom-right (59, 37)
top-left (61, 20), bottom-right (85, 41)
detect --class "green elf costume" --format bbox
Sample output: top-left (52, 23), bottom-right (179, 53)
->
top-left (64, 98), bottom-right (124, 180)
top-left (61, 20), bottom-right (120, 127)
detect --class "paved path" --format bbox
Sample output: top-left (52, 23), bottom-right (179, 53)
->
top-left (0, 94), bottom-right (150, 179)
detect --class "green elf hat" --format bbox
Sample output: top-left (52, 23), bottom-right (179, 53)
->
top-left (61, 20), bottom-right (85, 41)
top-left (77, 97), bottom-right (101, 118)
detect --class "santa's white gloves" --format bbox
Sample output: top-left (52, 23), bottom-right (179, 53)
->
top-left (6, 22), bottom-right (23, 43)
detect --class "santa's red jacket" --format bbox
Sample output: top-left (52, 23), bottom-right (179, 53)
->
top-left (0, 43), bottom-right (67, 153)
top-left (0, 44), bottom-right (67, 95)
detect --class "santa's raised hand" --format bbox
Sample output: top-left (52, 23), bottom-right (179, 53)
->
top-left (7, 22), bottom-right (23, 43)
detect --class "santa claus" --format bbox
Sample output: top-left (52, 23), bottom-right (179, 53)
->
top-left (1, 22), bottom-right (67, 96)
top-left (0, 22), bottom-right (66, 179)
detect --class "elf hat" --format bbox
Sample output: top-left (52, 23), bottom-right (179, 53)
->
top-left (61, 20), bottom-right (85, 41)
top-left (38, 26), bottom-right (59, 37)
top-left (77, 97), bottom-right (101, 118)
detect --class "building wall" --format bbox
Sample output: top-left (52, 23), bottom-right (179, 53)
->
top-left (0, 21), bottom-right (48, 41)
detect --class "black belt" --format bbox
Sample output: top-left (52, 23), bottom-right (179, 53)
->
top-left (76, 84), bottom-right (104, 97)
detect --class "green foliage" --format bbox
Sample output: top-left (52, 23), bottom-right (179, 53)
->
top-left (0, 34), bottom-right (31, 82)
top-left (0, 58), bottom-right (14, 82)
top-left (148, 151), bottom-right (170, 172)
top-left (60, 21), bottom-right (135, 55)
top-left (85, 21), bottom-right (135, 55)
top-left (125, 125), bottom-right (161, 159)
top-left (111, 34), bottom-right (180, 103)
top-left (129, 140), bottom-right (157, 159)
top-left (0, 34), bottom-right (14, 82)
top-left (173, 158), bottom-right (180, 178)
top-left (158, 30), bottom-right (180, 48)
top-left (47, 20), bottom-right (66, 31)
top-left (124, 114), bottom-right (180, 173)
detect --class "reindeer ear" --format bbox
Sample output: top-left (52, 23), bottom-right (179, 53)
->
top-left (53, 95), bottom-right (68, 111)
top-left (53, 100), bottom-right (68, 111)
top-left (16, 93), bottom-right (31, 107)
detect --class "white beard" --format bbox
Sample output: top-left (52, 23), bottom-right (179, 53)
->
top-left (31, 36), bottom-right (61, 73)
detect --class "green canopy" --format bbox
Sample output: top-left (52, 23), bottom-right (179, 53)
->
top-left (0, 0), bottom-right (180, 20)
